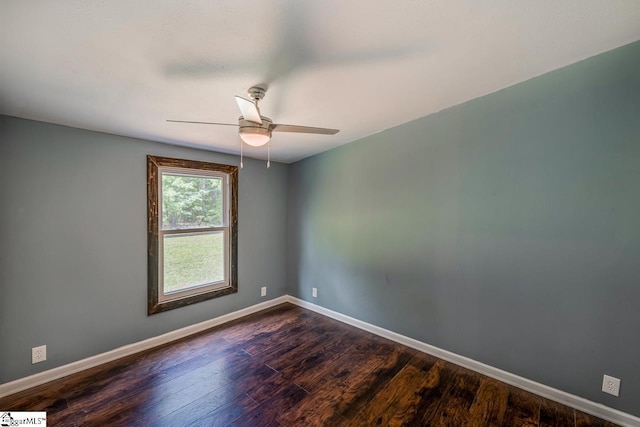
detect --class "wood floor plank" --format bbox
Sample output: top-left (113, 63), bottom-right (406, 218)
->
top-left (258, 324), bottom-right (350, 373)
top-left (347, 353), bottom-right (440, 426)
top-left (152, 389), bottom-right (259, 427)
top-left (245, 316), bottom-right (338, 362)
top-left (289, 334), bottom-right (394, 393)
top-left (575, 410), bottom-right (620, 427)
top-left (0, 355), bottom-right (136, 412)
top-left (220, 304), bottom-right (306, 343)
top-left (502, 387), bottom-right (541, 426)
top-left (279, 350), bottom-right (343, 392)
top-left (540, 397), bottom-right (576, 427)
top-left (279, 397), bottom-right (352, 427)
top-left (278, 344), bottom-right (396, 426)
top-left (427, 366), bottom-right (483, 426)
top-left (123, 374), bottom-right (232, 424)
top-left (122, 351), bottom-right (276, 425)
top-left (0, 303), bottom-right (612, 426)
top-left (244, 371), bottom-right (292, 404)
top-left (241, 311), bottom-right (330, 356)
top-left (465, 377), bottom-right (510, 427)
top-left (66, 346), bottom-right (246, 415)
top-left (45, 406), bottom-right (87, 427)
top-left (276, 327), bottom-right (380, 391)
top-left (230, 383), bottom-right (308, 426)
top-left (0, 392), bottom-right (69, 413)
top-left (397, 357), bottom-right (459, 427)
top-left (335, 342), bottom-right (418, 422)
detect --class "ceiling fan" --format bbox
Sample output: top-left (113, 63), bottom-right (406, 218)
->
top-left (168, 86), bottom-right (339, 167)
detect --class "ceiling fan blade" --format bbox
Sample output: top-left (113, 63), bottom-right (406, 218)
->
top-left (271, 124), bottom-right (339, 135)
top-left (235, 96), bottom-right (262, 124)
top-left (167, 120), bottom-right (238, 126)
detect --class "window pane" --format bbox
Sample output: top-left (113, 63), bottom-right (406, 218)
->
top-left (162, 173), bottom-right (223, 230)
top-left (163, 232), bottom-right (225, 294)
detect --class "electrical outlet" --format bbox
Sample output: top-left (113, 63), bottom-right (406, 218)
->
top-left (32, 345), bottom-right (47, 364)
top-left (261, 286), bottom-right (267, 297)
top-left (312, 287), bottom-right (317, 298)
top-left (602, 374), bottom-right (620, 397)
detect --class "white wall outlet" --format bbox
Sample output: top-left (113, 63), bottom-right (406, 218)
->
top-left (32, 345), bottom-right (47, 364)
top-left (261, 286), bottom-right (267, 297)
top-left (312, 287), bottom-right (317, 298)
top-left (602, 374), bottom-right (620, 396)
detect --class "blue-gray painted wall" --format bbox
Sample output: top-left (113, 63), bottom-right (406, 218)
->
top-left (287, 41), bottom-right (640, 415)
top-left (0, 117), bottom-right (288, 383)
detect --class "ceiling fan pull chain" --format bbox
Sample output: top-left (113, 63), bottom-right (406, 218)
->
top-left (267, 139), bottom-right (271, 169)
top-left (240, 138), bottom-right (244, 169)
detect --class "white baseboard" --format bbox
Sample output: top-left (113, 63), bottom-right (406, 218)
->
top-left (285, 296), bottom-right (640, 427)
top-left (0, 296), bottom-right (288, 399)
top-left (2, 294), bottom-right (638, 426)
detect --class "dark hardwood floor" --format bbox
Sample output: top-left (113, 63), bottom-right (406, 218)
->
top-left (0, 303), bottom-right (619, 426)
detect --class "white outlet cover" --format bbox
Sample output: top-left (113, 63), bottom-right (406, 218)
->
top-left (312, 288), bottom-right (317, 298)
top-left (602, 374), bottom-right (620, 397)
top-left (32, 345), bottom-right (47, 364)
top-left (261, 286), bottom-right (267, 297)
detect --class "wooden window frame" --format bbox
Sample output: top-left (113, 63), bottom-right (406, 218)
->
top-left (147, 155), bottom-right (238, 315)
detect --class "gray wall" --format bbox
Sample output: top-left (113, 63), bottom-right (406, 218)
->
top-left (287, 41), bottom-right (640, 415)
top-left (0, 116), bottom-right (288, 383)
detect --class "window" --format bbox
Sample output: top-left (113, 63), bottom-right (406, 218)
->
top-left (147, 156), bottom-right (238, 314)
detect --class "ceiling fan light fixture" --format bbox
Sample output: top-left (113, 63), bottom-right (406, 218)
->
top-left (240, 130), bottom-right (271, 147)
top-left (239, 117), bottom-right (272, 147)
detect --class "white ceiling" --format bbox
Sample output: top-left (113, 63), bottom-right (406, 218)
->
top-left (2, 1), bottom-right (639, 163)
